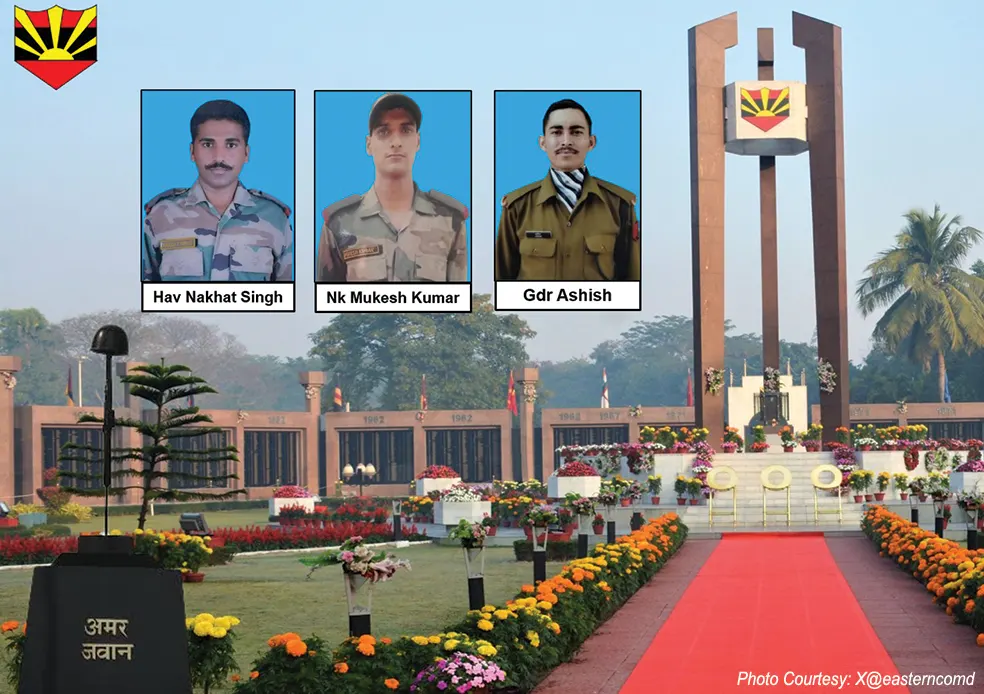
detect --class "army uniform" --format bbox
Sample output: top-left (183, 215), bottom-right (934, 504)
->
top-left (142, 180), bottom-right (293, 282)
top-left (495, 170), bottom-right (639, 281)
top-left (316, 185), bottom-right (468, 282)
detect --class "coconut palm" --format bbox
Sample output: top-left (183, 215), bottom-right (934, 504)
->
top-left (856, 205), bottom-right (984, 402)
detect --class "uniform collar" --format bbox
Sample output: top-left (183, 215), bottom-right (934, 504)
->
top-left (535, 169), bottom-right (600, 206)
top-left (188, 179), bottom-right (253, 209)
top-left (358, 184), bottom-right (436, 218)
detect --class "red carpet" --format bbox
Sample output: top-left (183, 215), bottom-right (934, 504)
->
top-left (620, 536), bottom-right (907, 692)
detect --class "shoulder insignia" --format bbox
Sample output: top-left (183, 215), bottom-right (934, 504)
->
top-left (143, 188), bottom-right (188, 214)
top-left (594, 177), bottom-right (637, 205)
top-left (248, 189), bottom-right (292, 217)
top-left (425, 189), bottom-right (469, 220)
top-left (322, 194), bottom-right (363, 225)
top-left (502, 180), bottom-right (543, 208)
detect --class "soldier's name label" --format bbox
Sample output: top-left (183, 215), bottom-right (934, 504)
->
top-left (316, 283), bottom-right (471, 313)
top-left (495, 281), bottom-right (641, 311)
top-left (142, 282), bottom-right (295, 313)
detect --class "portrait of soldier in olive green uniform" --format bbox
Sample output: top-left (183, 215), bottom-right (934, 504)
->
top-left (495, 97), bottom-right (640, 282)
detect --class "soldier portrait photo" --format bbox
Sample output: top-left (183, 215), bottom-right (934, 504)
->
top-left (314, 90), bottom-right (471, 283)
top-left (141, 91), bottom-right (295, 283)
top-left (494, 92), bottom-right (642, 282)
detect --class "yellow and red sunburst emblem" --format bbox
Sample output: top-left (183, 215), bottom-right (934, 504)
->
top-left (740, 87), bottom-right (789, 133)
top-left (14, 5), bottom-right (97, 89)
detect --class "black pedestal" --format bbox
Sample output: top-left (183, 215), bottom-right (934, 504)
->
top-left (467, 577), bottom-right (485, 611)
top-left (935, 517), bottom-right (945, 537)
top-left (348, 613), bottom-right (371, 638)
top-left (392, 515), bottom-right (402, 542)
top-left (532, 550), bottom-right (546, 584)
top-left (577, 533), bottom-right (588, 558)
top-left (968, 528), bottom-right (979, 551)
top-left (910, 508), bottom-right (919, 524)
top-left (18, 536), bottom-right (191, 694)
top-left (606, 520), bottom-right (616, 545)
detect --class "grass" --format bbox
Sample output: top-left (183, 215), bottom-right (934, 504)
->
top-left (0, 541), bottom-right (562, 693)
top-left (68, 508), bottom-right (272, 535)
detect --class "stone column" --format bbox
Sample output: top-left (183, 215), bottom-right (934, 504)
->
top-left (758, 27), bottom-right (781, 387)
top-left (0, 357), bottom-right (22, 504)
top-left (299, 371), bottom-right (325, 493)
top-left (516, 367), bottom-right (539, 482)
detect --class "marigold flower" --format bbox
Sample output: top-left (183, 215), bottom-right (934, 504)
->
top-left (384, 678), bottom-right (399, 689)
top-left (285, 639), bottom-right (307, 657)
top-left (335, 662), bottom-right (349, 673)
top-left (1, 621), bottom-right (19, 633)
top-left (356, 641), bottom-right (375, 656)
top-left (250, 671), bottom-right (259, 679)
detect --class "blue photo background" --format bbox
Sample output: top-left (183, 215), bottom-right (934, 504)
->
top-left (140, 89), bottom-right (296, 280)
top-left (494, 91), bottom-right (641, 235)
top-left (314, 90), bottom-right (472, 282)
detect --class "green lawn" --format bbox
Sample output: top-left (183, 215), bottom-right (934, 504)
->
top-left (69, 508), bottom-right (272, 535)
top-left (0, 545), bottom-right (563, 693)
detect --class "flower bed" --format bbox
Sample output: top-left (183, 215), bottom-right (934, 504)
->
top-left (862, 506), bottom-right (984, 646)
top-left (223, 513), bottom-right (687, 692)
top-left (212, 522), bottom-right (426, 553)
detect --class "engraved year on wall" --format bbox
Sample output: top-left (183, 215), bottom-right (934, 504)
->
top-left (556, 411), bottom-right (622, 422)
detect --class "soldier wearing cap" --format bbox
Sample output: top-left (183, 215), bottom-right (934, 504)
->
top-left (142, 99), bottom-right (293, 282)
top-left (316, 92), bottom-right (469, 283)
top-left (495, 98), bottom-right (639, 282)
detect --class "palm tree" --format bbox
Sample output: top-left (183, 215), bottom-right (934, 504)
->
top-left (856, 205), bottom-right (984, 402)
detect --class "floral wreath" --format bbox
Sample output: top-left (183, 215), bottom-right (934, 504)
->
top-left (704, 367), bottom-right (724, 396)
top-left (817, 357), bottom-right (837, 394)
top-left (762, 367), bottom-right (781, 393)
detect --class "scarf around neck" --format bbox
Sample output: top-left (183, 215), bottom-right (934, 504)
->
top-left (549, 167), bottom-right (587, 213)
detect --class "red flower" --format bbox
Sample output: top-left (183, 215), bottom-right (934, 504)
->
top-left (557, 461), bottom-right (599, 477)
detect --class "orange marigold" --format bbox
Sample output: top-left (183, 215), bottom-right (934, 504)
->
top-left (285, 639), bottom-right (308, 657)
top-left (385, 678), bottom-right (400, 689)
top-left (250, 671), bottom-right (259, 679)
top-left (335, 662), bottom-right (349, 674)
top-left (1, 621), bottom-right (19, 633)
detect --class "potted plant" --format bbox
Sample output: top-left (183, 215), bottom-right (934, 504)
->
top-left (556, 506), bottom-right (576, 533)
top-left (674, 476), bottom-right (689, 506)
top-left (686, 477), bottom-right (703, 505)
top-left (564, 494), bottom-right (595, 533)
top-left (548, 460), bottom-right (602, 499)
top-left (779, 426), bottom-right (796, 453)
top-left (910, 476), bottom-right (928, 502)
top-left (621, 481), bottom-right (643, 507)
top-left (591, 512), bottom-right (605, 535)
top-left (835, 426), bottom-right (851, 445)
top-left (410, 652), bottom-right (507, 693)
top-left (749, 425), bottom-right (769, 453)
top-left (277, 503), bottom-right (307, 526)
top-left (722, 426), bottom-right (744, 453)
top-left (860, 470), bottom-right (875, 501)
top-left (875, 472), bottom-right (890, 501)
top-left (269, 485), bottom-right (315, 519)
top-left (893, 472), bottom-right (909, 500)
top-left (521, 505), bottom-right (559, 544)
top-left (176, 534), bottom-right (213, 583)
top-left (799, 423), bottom-right (823, 452)
top-left (647, 475), bottom-right (662, 504)
top-left (480, 513), bottom-right (498, 537)
top-left (415, 465), bottom-right (461, 496)
top-left (950, 459), bottom-right (984, 493)
top-left (848, 471), bottom-right (866, 503)
top-left (448, 518), bottom-right (488, 549)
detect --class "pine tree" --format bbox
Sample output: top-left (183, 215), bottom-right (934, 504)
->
top-left (58, 361), bottom-right (245, 529)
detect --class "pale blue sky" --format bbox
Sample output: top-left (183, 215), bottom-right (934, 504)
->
top-left (4, 0), bottom-right (982, 364)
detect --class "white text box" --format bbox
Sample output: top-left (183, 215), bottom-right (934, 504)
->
top-left (316, 283), bottom-right (472, 313)
top-left (495, 281), bottom-right (640, 311)
top-left (142, 282), bottom-right (295, 313)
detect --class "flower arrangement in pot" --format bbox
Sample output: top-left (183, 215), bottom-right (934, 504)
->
top-left (749, 425), bottom-right (769, 453)
top-left (556, 506), bottom-right (575, 533)
top-left (521, 505), bottom-right (559, 545)
top-left (416, 465), bottom-right (461, 495)
top-left (564, 494), bottom-right (595, 532)
top-left (875, 472), bottom-right (890, 501)
top-left (909, 476), bottom-right (927, 502)
top-left (674, 475), bottom-right (689, 505)
top-left (848, 471), bottom-right (868, 503)
top-left (278, 503), bottom-right (307, 526)
top-left (686, 478), bottom-right (703, 504)
top-left (859, 469), bottom-right (875, 501)
top-left (647, 475), bottom-right (662, 504)
top-left (798, 423), bottom-right (823, 452)
top-left (621, 480), bottom-right (643, 507)
top-left (892, 472), bottom-right (909, 500)
top-left (410, 652), bottom-right (507, 693)
top-left (722, 426), bottom-right (743, 453)
top-left (479, 513), bottom-right (499, 536)
top-left (448, 518), bottom-right (488, 549)
top-left (417, 465), bottom-right (459, 479)
top-left (957, 489), bottom-right (984, 529)
top-left (591, 512), bottom-right (605, 535)
top-left (299, 535), bottom-right (411, 581)
top-left (779, 426), bottom-right (796, 453)
top-left (272, 485), bottom-right (312, 498)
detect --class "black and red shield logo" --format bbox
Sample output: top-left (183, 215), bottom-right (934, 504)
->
top-left (14, 5), bottom-right (97, 89)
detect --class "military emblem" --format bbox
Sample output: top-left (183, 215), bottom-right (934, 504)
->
top-left (740, 87), bottom-right (789, 133)
top-left (14, 5), bottom-right (97, 89)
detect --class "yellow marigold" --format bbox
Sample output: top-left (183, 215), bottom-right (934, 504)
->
top-left (444, 639), bottom-right (460, 651)
top-left (335, 662), bottom-right (349, 674)
top-left (411, 636), bottom-right (430, 646)
top-left (428, 635), bottom-right (441, 644)
top-left (494, 610), bottom-right (511, 620)
top-left (477, 644), bottom-right (496, 657)
top-left (385, 679), bottom-right (399, 689)
top-left (285, 639), bottom-right (308, 657)
top-left (477, 619), bottom-right (494, 631)
top-left (537, 601), bottom-right (553, 611)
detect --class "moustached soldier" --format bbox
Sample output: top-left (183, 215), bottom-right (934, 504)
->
top-left (316, 92), bottom-right (469, 283)
top-left (142, 99), bottom-right (294, 282)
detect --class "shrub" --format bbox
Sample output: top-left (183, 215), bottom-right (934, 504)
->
top-left (187, 613), bottom-right (241, 693)
top-left (49, 502), bottom-right (94, 523)
top-left (8, 504), bottom-right (43, 518)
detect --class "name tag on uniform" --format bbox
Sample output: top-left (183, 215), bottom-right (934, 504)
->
top-left (525, 230), bottom-right (553, 239)
top-left (343, 244), bottom-right (383, 262)
top-left (159, 237), bottom-right (198, 251)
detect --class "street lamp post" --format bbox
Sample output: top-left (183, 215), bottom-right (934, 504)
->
top-left (342, 462), bottom-right (376, 496)
top-left (90, 325), bottom-right (129, 537)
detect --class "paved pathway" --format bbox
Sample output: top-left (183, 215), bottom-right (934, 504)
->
top-left (532, 539), bottom-right (718, 694)
top-left (827, 537), bottom-right (982, 694)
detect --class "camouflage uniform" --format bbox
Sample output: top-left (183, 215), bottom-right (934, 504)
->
top-left (495, 172), bottom-right (639, 281)
top-left (316, 185), bottom-right (468, 282)
top-left (142, 180), bottom-right (293, 282)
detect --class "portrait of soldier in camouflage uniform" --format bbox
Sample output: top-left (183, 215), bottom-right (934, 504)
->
top-left (142, 99), bottom-right (294, 282)
top-left (316, 92), bottom-right (469, 283)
